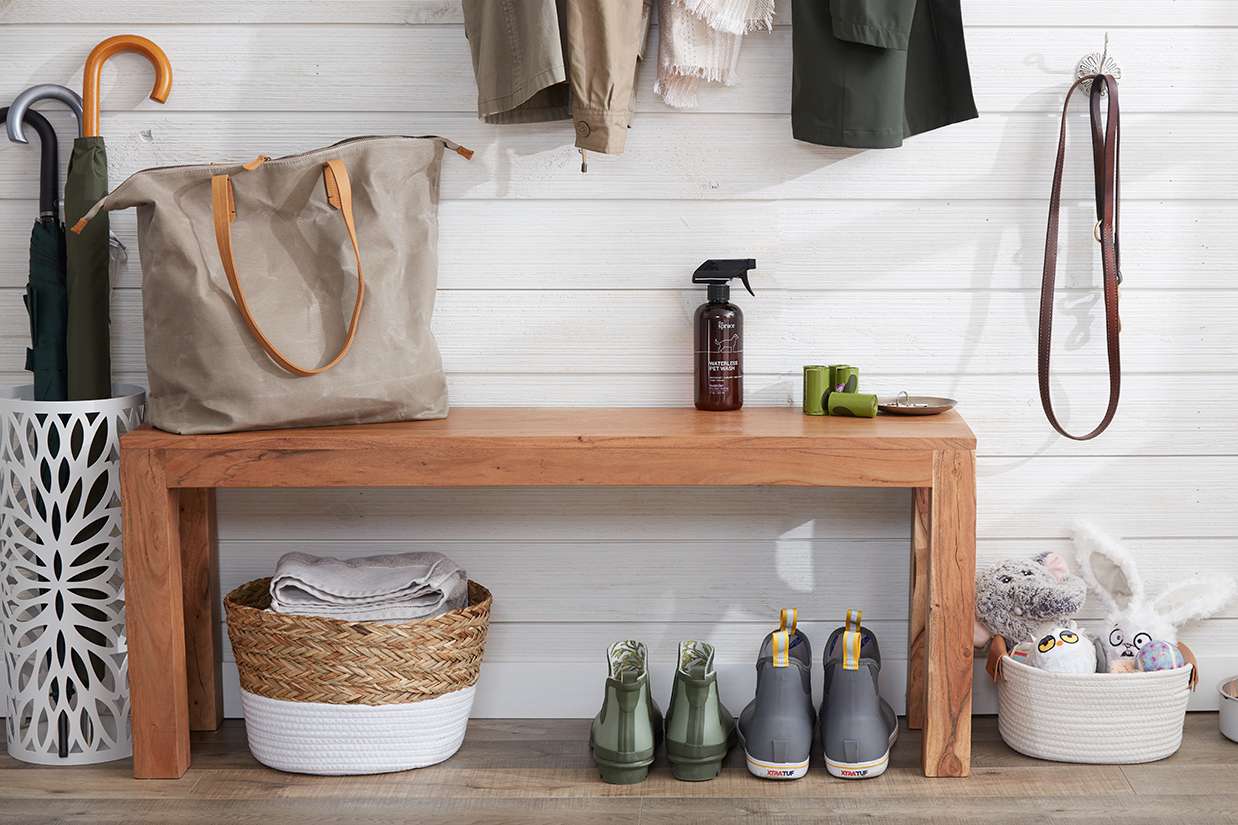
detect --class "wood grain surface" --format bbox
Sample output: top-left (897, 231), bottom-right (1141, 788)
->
top-left (179, 489), bottom-right (223, 732)
top-left (922, 451), bottom-right (977, 777)
top-left (907, 488), bottom-right (932, 731)
top-left (0, 716), bottom-right (1233, 825)
top-left (119, 450), bottom-right (192, 778)
top-left (124, 408), bottom-right (969, 489)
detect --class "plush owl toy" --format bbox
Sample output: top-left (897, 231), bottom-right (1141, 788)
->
top-left (1027, 625), bottom-right (1097, 674)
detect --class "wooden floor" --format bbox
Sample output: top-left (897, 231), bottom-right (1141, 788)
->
top-left (1, 715), bottom-right (1236, 824)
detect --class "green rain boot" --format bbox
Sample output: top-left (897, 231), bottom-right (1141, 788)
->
top-left (664, 640), bottom-right (736, 781)
top-left (590, 640), bottom-right (663, 784)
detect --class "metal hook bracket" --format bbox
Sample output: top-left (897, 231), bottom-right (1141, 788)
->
top-left (1075, 32), bottom-right (1121, 94)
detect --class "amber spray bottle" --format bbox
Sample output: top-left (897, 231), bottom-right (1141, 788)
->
top-left (693, 259), bottom-right (756, 412)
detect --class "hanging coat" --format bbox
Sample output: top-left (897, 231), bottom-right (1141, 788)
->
top-left (791, 0), bottom-right (978, 149)
top-left (462, 0), bottom-right (651, 155)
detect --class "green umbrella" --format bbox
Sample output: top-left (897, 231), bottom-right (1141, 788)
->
top-left (2, 103), bottom-right (68, 401)
top-left (64, 135), bottom-right (111, 401)
top-left (63, 35), bottom-right (173, 400)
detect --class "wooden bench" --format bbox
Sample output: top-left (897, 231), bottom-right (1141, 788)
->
top-left (119, 407), bottom-right (976, 779)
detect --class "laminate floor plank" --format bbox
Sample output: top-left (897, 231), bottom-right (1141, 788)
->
top-left (1, 716), bottom-right (1235, 824)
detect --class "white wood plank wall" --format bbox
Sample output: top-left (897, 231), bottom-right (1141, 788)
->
top-left (2, 1), bottom-right (1236, 717)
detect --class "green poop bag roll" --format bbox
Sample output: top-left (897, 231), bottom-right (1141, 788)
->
top-left (829, 365), bottom-right (859, 394)
top-left (803, 365), bottom-right (829, 415)
top-left (828, 391), bottom-right (878, 418)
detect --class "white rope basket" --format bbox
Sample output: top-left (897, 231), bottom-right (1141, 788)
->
top-left (240, 686), bottom-right (475, 775)
top-left (997, 656), bottom-right (1191, 764)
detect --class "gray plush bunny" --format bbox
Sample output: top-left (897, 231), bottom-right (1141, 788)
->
top-left (974, 552), bottom-right (1087, 647)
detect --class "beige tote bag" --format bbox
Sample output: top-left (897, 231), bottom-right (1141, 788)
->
top-left (74, 136), bottom-right (470, 434)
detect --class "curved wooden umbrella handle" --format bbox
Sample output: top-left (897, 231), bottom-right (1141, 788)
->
top-left (6, 84), bottom-right (84, 144)
top-left (82, 34), bottom-right (173, 137)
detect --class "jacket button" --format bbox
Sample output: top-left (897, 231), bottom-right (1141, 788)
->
top-left (575, 121), bottom-right (591, 137)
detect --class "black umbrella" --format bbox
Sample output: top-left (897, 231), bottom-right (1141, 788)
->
top-left (2, 103), bottom-right (69, 401)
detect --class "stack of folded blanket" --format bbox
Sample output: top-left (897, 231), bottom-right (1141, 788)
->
top-left (268, 551), bottom-right (468, 622)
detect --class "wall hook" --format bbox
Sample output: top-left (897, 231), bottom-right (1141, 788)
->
top-left (1075, 32), bottom-right (1121, 95)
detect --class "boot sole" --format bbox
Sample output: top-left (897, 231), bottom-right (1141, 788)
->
top-left (669, 759), bottom-right (723, 781)
top-left (591, 745), bottom-right (653, 785)
top-left (824, 724), bottom-right (898, 780)
top-left (743, 750), bottom-right (810, 780)
top-left (596, 763), bottom-right (651, 784)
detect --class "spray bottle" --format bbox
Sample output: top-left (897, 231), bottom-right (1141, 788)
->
top-left (693, 259), bottom-right (756, 412)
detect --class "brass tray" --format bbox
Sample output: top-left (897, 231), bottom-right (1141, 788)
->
top-left (879, 393), bottom-right (957, 416)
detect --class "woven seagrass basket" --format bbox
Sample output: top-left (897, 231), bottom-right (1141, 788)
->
top-left (224, 578), bottom-right (491, 774)
top-left (997, 656), bottom-right (1191, 764)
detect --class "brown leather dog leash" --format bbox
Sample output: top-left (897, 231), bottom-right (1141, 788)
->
top-left (1038, 73), bottom-right (1122, 441)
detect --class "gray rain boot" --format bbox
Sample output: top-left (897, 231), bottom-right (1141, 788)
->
top-left (818, 610), bottom-right (898, 779)
top-left (736, 609), bottom-right (815, 780)
top-left (590, 640), bottom-right (664, 784)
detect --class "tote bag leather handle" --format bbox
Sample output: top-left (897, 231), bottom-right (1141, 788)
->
top-left (210, 158), bottom-right (365, 377)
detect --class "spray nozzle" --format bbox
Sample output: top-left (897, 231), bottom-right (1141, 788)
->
top-left (693, 258), bottom-right (756, 297)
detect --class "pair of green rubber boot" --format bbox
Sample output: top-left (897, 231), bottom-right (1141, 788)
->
top-left (590, 640), bottom-right (735, 784)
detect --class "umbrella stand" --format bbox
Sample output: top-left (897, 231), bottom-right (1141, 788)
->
top-left (65, 35), bottom-right (172, 401)
top-left (2, 105), bottom-right (68, 402)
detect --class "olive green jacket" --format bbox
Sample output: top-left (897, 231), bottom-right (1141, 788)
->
top-left (792, 0), bottom-right (978, 149)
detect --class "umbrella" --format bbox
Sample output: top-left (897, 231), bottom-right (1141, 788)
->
top-left (64, 35), bottom-right (172, 400)
top-left (2, 100), bottom-right (73, 401)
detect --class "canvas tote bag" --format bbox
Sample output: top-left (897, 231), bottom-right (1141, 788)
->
top-left (73, 136), bottom-right (470, 434)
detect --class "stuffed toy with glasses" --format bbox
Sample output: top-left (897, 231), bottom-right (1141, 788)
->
top-left (1073, 522), bottom-right (1237, 686)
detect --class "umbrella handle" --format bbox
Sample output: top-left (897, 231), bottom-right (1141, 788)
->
top-left (82, 34), bottom-right (172, 137)
top-left (6, 84), bottom-right (84, 143)
top-left (0, 106), bottom-right (59, 217)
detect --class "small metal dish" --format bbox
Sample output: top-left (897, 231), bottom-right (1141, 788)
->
top-left (879, 392), bottom-right (957, 416)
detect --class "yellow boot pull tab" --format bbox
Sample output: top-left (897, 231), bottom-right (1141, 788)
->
top-left (779, 608), bottom-right (798, 635)
top-left (843, 609), bottom-right (863, 671)
top-left (772, 630), bottom-right (790, 668)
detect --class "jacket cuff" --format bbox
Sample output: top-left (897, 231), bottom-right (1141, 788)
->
top-left (572, 108), bottom-right (631, 154)
top-left (828, 0), bottom-right (915, 50)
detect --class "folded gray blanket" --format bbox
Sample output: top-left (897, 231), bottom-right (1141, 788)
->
top-left (269, 551), bottom-right (468, 622)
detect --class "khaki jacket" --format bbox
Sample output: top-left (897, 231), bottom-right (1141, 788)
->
top-left (463, 0), bottom-right (651, 155)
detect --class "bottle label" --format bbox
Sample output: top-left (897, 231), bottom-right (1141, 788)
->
top-left (700, 324), bottom-right (741, 395)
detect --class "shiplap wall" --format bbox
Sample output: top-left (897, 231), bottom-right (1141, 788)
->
top-left (2, 0), bottom-right (1236, 717)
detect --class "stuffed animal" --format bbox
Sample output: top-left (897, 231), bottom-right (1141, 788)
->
top-left (1074, 522), bottom-right (1238, 685)
top-left (975, 552), bottom-right (1087, 647)
top-left (1136, 639), bottom-right (1185, 672)
top-left (1027, 625), bottom-right (1097, 674)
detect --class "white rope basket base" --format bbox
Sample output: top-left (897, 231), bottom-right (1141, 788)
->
top-left (998, 656), bottom-right (1191, 764)
top-left (240, 685), bottom-right (475, 775)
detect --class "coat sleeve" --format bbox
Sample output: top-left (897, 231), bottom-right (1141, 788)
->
top-left (564, 0), bottom-right (652, 154)
top-left (828, 0), bottom-right (917, 50)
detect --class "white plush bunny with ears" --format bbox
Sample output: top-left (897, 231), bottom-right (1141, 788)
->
top-left (1073, 522), bottom-right (1236, 681)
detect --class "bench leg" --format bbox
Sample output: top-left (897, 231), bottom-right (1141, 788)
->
top-left (180, 489), bottom-right (223, 732)
top-left (906, 488), bottom-right (930, 731)
top-left (921, 449), bottom-right (975, 777)
top-left (121, 450), bottom-right (192, 778)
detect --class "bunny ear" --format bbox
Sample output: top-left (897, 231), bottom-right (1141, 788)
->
top-left (1071, 521), bottom-right (1144, 614)
top-left (1152, 576), bottom-right (1238, 628)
